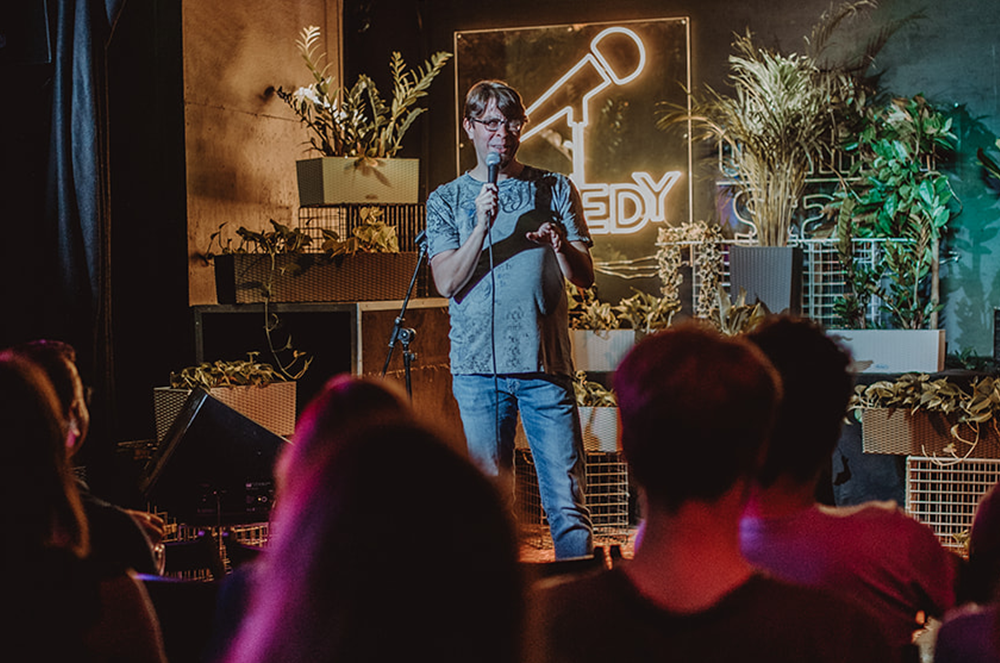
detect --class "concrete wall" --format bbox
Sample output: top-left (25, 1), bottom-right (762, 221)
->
top-left (182, 0), bottom-right (342, 304)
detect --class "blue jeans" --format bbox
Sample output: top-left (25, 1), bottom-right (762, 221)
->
top-left (451, 373), bottom-right (593, 560)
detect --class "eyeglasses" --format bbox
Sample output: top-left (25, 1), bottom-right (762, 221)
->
top-left (471, 117), bottom-right (525, 134)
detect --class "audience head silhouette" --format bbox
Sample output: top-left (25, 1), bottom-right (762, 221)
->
top-left (0, 350), bottom-right (87, 558)
top-left (9, 339), bottom-right (90, 454)
top-left (275, 373), bottom-right (412, 493)
top-left (745, 315), bottom-right (853, 487)
top-left (614, 320), bottom-right (781, 511)
top-left (225, 379), bottom-right (524, 663)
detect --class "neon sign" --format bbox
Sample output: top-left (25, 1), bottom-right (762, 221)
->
top-left (456, 19), bottom-right (691, 238)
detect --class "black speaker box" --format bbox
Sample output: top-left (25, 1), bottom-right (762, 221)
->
top-left (139, 388), bottom-right (288, 526)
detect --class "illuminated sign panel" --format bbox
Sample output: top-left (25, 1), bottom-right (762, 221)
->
top-left (455, 18), bottom-right (691, 295)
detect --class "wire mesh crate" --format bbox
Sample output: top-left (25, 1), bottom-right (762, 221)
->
top-left (297, 203), bottom-right (427, 252)
top-left (905, 457), bottom-right (1000, 557)
top-left (680, 236), bottom-right (889, 328)
top-left (296, 203), bottom-right (433, 297)
top-left (514, 448), bottom-right (632, 549)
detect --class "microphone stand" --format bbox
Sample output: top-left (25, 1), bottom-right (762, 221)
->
top-left (380, 230), bottom-right (428, 401)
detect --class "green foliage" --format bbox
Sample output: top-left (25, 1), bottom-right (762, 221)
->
top-left (656, 221), bottom-right (726, 321)
top-left (202, 221), bottom-right (315, 381)
top-left (851, 373), bottom-right (1000, 450)
top-left (832, 94), bottom-right (957, 329)
top-left (946, 348), bottom-right (1000, 373)
top-left (277, 26), bottom-right (451, 159)
top-left (169, 353), bottom-right (293, 389)
top-left (573, 371), bottom-right (617, 407)
top-left (206, 220), bottom-right (312, 258)
top-left (567, 284), bottom-right (620, 331)
top-left (978, 138), bottom-right (1000, 180)
top-left (566, 284), bottom-right (678, 333)
top-left (320, 206), bottom-right (400, 257)
top-left (710, 285), bottom-right (769, 336)
top-left (614, 289), bottom-right (679, 333)
top-left (658, 2), bottom-right (884, 246)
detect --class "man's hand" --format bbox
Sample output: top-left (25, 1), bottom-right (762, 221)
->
top-left (526, 221), bottom-right (566, 253)
top-left (475, 183), bottom-right (498, 230)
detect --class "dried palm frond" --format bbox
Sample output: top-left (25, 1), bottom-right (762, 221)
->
top-left (657, 1), bottom-right (896, 247)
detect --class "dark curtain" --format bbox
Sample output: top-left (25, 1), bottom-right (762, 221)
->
top-left (44, 0), bottom-right (124, 466)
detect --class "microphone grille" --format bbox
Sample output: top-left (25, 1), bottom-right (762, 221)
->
top-left (486, 151), bottom-right (501, 167)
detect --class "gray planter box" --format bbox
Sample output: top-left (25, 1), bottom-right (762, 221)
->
top-left (728, 245), bottom-right (803, 314)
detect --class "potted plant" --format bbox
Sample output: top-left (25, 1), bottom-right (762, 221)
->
top-left (153, 354), bottom-right (299, 443)
top-left (827, 94), bottom-right (956, 373)
top-left (212, 210), bottom-right (419, 304)
top-left (849, 372), bottom-right (1000, 463)
top-left (657, 2), bottom-right (886, 314)
top-left (277, 25), bottom-right (451, 205)
top-left (567, 284), bottom-right (678, 371)
top-left (572, 371), bottom-right (620, 453)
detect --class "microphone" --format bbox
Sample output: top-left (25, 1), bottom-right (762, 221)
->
top-left (486, 151), bottom-right (501, 185)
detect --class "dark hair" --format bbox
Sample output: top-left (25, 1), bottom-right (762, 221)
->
top-left (746, 315), bottom-right (854, 487)
top-left (464, 79), bottom-right (527, 122)
top-left (226, 422), bottom-right (525, 663)
top-left (277, 374), bottom-right (412, 494)
top-left (11, 340), bottom-right (79, 416)
top-left (613, 321), bottom-right (781, 511)
top-left (965, 484), bottom-right (1000, 604)
top-left (0, 352), bottom-right (87, 557)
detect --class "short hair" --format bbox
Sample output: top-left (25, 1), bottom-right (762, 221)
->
top-left (10, 340), bottom-right (79, 416)
top-left (464, 80), bottom-right (527, 122)
top-left (746, 315), bottom-right (853, 487)
top-left (613, 321), bottom-right (781, 511)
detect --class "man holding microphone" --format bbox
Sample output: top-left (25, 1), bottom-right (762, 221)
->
top-left (425, 79), bottom-right (594, 560)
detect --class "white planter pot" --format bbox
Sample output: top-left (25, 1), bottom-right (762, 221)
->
top-left (570, 329), bottom-right (640, 372)
top-left (827, 329), bottom-right (945, 374)
top-left (295, 157), bottom-right (419, 205)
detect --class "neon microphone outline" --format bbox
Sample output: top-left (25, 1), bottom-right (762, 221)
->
top-left (520, 26), bottom-right (647, 183)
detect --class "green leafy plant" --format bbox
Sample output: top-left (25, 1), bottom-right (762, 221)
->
top-left (277, 25), bottom-right (451, 160)
top-left (657, 2), bottom-right (887, 246)
top-left (614, 289), bottom-right (679, 333)
top-left (169, 353), bottom-right (299, 390)
top-left (567, 284), bottom-right (678, 333)
top-left (656, 220), bottom-right (726, 321)
top-left (850, 372), bottom-right (1000, 462)
top-left (567, 284), bottom-right (620, 331)
top-left (977, 138), bottom-right (1000, 181)
top-left (711, 285), bottom-right (769, 336)
top-left (832, 94), bottom-right (957, 329)
top-left (319, 206), bottom-right (400, 257)
top-left (203, 221), bottom-right (314, 381)
top-left (573, 371), bottom-right (618, 408)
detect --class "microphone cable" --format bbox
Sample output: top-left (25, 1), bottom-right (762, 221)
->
top-left (485, 157), bottom-right (502, 479)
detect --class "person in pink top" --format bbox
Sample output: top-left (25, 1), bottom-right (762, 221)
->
top-left (739, 315), bottom-right (960, 663)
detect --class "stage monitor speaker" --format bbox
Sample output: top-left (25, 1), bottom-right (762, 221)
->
top-left (0, 0), bottom-right (52, 66)
top-left (139, 388), bottom-right (289, 526)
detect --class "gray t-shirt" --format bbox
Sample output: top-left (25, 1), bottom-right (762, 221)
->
top-left (426, 166), bottom-right (592, 376)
